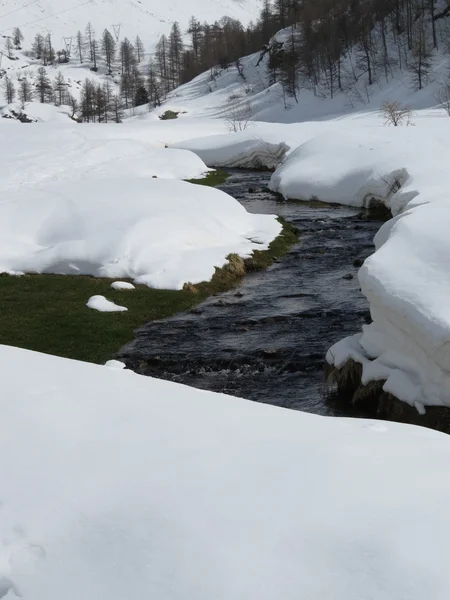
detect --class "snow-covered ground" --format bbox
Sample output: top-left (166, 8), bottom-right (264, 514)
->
top-left (2, 343), bottom-right (450, 600)
top-left (0, 120), bottom-right (280, 288)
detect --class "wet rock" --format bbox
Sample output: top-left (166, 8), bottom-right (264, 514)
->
top-left (353, 258), bottom-right (364, 267)
top-left (262, 348), bottom-right (280, 358)
top-left (214, 299), bottom-right (228, 307)
top-left (343, 273), bottom-right (354, 280)
top-left (234, 291), bottom-right (244, 298)
top-left (190, 308), bottom-right (203, 315)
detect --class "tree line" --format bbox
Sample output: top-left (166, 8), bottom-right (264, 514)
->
top-left (2, 0), bottom-right (448, 122)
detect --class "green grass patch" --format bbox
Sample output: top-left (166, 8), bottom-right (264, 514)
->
top-left (186, 170), bottom-right (230, 187)
top-left (0, 219), bottom-right (298, 364)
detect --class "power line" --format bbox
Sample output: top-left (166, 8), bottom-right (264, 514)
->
top-left (0, 0), bottom-right (94, 33)
top-left (1, 0), bottom-right (40, 20)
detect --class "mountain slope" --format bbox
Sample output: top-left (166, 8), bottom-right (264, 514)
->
top-left (0, 0), bottom-right (261, 50)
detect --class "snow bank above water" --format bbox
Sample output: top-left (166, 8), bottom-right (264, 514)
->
top-left (0, 178), bottom-right (280, 289)
top-left (276, 117), bottom-right (450, 409)
top-left (2, 343), bottom-right (450, 600)
top-left (174, 129), bottom-right (290, 169)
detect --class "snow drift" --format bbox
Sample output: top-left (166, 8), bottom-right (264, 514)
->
top-left (2, 343), bottom-right (450, 600)
top-left (0, 177), bottom-right (280, 289)
top-left (175, 131), bottom-right (289, 169)
top-left (267, 115), bottom-right (450, 409)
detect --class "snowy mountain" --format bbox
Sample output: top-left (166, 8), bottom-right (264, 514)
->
top-left (0, 0), bottom-right (261, 50)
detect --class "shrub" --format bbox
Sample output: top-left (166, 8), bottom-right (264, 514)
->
top-left (159, 110), bottom-right (179, 120)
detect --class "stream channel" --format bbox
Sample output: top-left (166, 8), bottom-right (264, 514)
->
top-left (119, 170), bottom-right (383, 416)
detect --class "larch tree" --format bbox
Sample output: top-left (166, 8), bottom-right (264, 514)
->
top-left (76, 30), bottom-right (84, 63)
top-left (32, 33), bottom-right (44, 60)
top-left (3, 74), bottom-right (15, 104)
top-left (53, 71), bottom-right (68, 105)
top-left (102, 29), bottom-right (116, 73)
top-left (12, 27), bottom-right (24, 49)
top-left (135, 35), bottom-right (145, 62)
top-left (35, 67), bottom-right (53, 103)
top-left (18, 78), bottom-right (33, 107)
top-left (5, 37), bottom-right (14, 60)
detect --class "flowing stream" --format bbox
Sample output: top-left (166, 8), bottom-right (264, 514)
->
top-left (119, 170), bottom-right (382, 415)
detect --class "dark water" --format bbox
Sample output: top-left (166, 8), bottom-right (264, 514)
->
top-left (119, 170), bottom-right (381, 415)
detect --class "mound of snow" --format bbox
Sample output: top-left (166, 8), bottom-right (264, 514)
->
top-left (0, 177), bottom-right (280, 289)
top-left (175, 131), bottom-right (289, 169)
top-left (278, 115), bottom-right (450, 409)
top-left (2, 344), bottom-right (450, 600)
top-left (0, 122), bottom-right (210, 190)
top-left (111, 281), bottom-right (135, 291)
top-left (104, 359), bottom-right (126, 369)
top-left (87, 295), bottom-right (128, 312)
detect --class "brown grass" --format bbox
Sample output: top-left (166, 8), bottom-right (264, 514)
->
top-left (225, 253), bottom-right (246, 277)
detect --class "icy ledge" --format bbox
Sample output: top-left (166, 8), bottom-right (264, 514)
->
top-left (269, 120), bottom-right (450, 411)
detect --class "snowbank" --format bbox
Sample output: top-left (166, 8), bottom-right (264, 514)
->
top-left (0, 121), bottom-right (211, 188)
top-left (0, 177), bottom-right (280, 289)
top-left (174, 130), bottom-right (289, 169)
top-left (274, 117), bottom-right (450, 409)
top-left (2, 343), bottom-right (450, 600)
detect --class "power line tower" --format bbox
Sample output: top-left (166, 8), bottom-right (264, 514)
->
top-left (63, 36), bottom-right (73, 55)
top-left (112, 24), bottom-right (121, 42)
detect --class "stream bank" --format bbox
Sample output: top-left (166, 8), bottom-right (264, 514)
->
top-left (119, 170), bottom-right (384, 416)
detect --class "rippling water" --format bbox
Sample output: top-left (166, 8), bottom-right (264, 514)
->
top-left (119, 170), bottom-right (382, 415)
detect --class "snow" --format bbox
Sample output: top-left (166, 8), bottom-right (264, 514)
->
top-left (104, 359), bottom-right (126, 369)
top-left (87, 295), bottom-right (127, 312)
top-left (111, 281), bottom-right (135, 290)
top-left (276, 115), bottom-right (450, 409)
top-left (0, 120), bottom-right (211, 187)
top-left (175, 130), bottom-right (290, 169)
top-left (2, 343), bottom-right (450, 599)
top-left (0, 168), bottom-right (280, 289)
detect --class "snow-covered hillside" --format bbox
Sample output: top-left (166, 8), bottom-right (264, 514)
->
top-left (2, 343), bottom-right (450, 600)
top-left (157, 22), bottom-right (450, 123)
top-left (0, 0), bottom-right (260, 50)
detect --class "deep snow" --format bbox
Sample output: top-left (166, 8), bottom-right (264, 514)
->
top-left (2, 344), bottom-right (450, 600)
top-left (0, 173), bottom-right (280, 289)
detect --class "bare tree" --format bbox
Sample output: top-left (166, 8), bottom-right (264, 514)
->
top-left (435, 81), bottom-right (450, 116)
top-left (3, 74), bottom-right (15, 104)
top-left (68, 95), bottom-right (79, 120)
top-left (76, 30), bottom-right (84, 63)
top-left (135, 35), bottom-right (145, 62)
top-left (102, 29), bottom-right (116, 74)
top-left (53, 71), bottom-right (68, 105)
top-left (380, 101), bottom-right (412, 126)
top-left (35, 67), bottom-right (53, 103)
top-left (5, 37), bottom-right (14, 60)
top-left (12, 27), bottom-right (24, 49)
top-left (225, 98), bottom-right (253, 132)
top-left (18, 78), bottom-right (33, 107)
